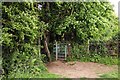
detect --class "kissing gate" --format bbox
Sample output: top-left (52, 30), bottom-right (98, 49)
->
top-left (53, 41), bottom-right (71, 60)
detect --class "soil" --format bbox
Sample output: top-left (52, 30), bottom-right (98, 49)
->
top-left (46, 61), bottom-right (118, 78)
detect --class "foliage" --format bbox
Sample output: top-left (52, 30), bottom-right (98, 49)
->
top-left (44, 2), bottom-right (118, 42)
top-left (38, 2), bottom-right (118, 64)
top-left (68, 42), bottom-right (118, 65)
top-left (2, 2), bottom-right (47, 77)
top-left (41, 54), bottom-right (48, 63)
top-left (1, 1), bottom-right (119, 78)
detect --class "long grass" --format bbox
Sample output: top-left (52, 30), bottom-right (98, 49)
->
top-left (99, 71), bottom-right (118, 78)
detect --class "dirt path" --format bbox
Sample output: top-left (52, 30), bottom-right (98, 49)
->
top-left (46, 61), bottom-right (118, 78)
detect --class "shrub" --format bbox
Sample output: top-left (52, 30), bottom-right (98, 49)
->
top-left (2, 3), bottom-right (47, 78)
top-left (68, 42), bottom-right (118, 65)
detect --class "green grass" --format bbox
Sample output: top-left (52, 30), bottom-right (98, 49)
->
top-left (40, 73), bottom-right (62, 78)
top-left (8, 71), bottom-right (62, 78)
top-left (67, 55), bottom-right (118, 65)
top-left (7, 72), bottom-right (73, 80)
top-left (99, 71), bottom-right (118, 78)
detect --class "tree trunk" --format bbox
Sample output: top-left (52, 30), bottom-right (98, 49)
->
top-left (44, 31), bottom-right (51, 62)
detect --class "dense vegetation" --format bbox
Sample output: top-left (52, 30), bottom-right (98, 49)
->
top-left (68, 41), bottom-right (118, 65)
top-left (1, 1), bottom-right (119, 78)
top-left (2, 2), bottom-right (48, 78)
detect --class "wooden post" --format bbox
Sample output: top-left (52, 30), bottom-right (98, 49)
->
top-left (65, 45), bottom-right (67, 60)
top-left (38, 38), bottom-right (41, 58)
top-left (56, 41), bottom-right (58, 60)
top-left (87, 40), bottom-right (89, 54)
top-left (67, 43), bottom-right (71, 56)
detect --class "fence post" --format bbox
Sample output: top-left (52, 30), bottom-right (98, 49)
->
top-left (38, 38), bottom-right (41, 58)
top-left (56, 41), bottom-right (58, 60)
top-left (65, 45), bottom-right (67, 60)
top-left (87, 40), bottom-right (90, 54)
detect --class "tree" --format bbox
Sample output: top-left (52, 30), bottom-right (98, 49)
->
top-left (37, 1), bottom-right (118, 60)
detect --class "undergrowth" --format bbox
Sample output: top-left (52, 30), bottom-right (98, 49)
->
top-left (67, 42), bottom-right (118, 65)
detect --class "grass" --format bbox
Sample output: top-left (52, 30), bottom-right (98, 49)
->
top-left (67, 55), bottom-right (118, 66)
top-left (40, 73), bottom-right (62, 78)
top-left (8, 71), bottom-right (62, 78)
top-left (99, 71), bottom-right (118, 78)
top-left (7, 72), bottom-right (73, 80)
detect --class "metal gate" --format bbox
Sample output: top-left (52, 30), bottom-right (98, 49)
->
top-left (53, 41), bottom-right (68, 60)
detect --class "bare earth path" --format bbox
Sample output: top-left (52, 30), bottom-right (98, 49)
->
top-left (46, 61), bottom-right (118, 78)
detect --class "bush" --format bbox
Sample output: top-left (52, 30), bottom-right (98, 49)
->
top-left (68, 42), bottom-right (118, 65)
top-left (2, 3), bottom-right (47, 78)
